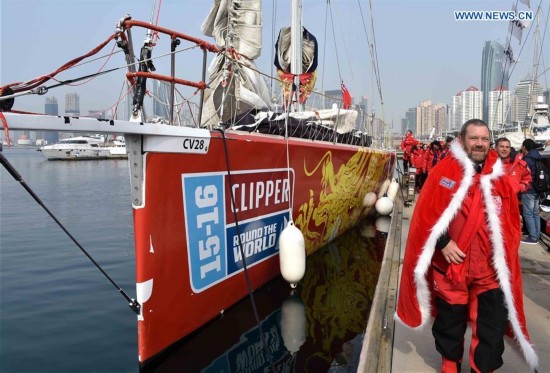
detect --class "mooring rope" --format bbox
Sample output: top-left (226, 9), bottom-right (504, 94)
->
top-left (0, 151), bottom-right (140, 315)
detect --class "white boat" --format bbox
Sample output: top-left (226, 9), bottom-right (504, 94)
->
top-left (39, 136), bottom-right (127, 160)
top-left (531, 97), bottom-right (550, 149)
top-left (105, 139), bottom-right (128, 159)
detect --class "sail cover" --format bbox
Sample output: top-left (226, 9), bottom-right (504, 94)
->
top-left (274, 26), bottom-right (318, 107)
top-left (201, 0), bottom-right (272, 127)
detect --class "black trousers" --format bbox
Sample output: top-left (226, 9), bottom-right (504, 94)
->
top-left (432, 288), bottom-right (508, 373)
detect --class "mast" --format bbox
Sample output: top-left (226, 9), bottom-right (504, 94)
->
top-left (291, 0), bottom-right (303, 112)
top-left (527, 9), bottom-right (540, 130)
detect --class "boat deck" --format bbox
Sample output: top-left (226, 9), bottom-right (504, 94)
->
top-left (359, 192), bottom-right (550, 372)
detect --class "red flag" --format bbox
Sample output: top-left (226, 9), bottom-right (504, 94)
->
top-left (341, 81), bottom-right (351, 109)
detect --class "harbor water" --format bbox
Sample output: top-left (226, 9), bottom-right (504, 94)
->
top-left (1, 148), bottom-right (137, 373)
top-left (0, 148), bottom-right (386, 372)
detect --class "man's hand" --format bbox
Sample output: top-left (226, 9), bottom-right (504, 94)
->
top-left (441, 240), bottom-right (466, 264)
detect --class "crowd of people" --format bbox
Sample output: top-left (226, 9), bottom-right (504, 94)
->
top-left (400, 131), bottom-right (453, 192)
top-left (397, 121), bottom-right (542, 373)
top-left (400, 128), bottom-right (544, 245)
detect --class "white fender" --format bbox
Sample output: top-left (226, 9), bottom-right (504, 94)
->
top-left (387, 179), bottom-right (400, 202)
top-left (375, 216), bottom-right (391, 234)
top-left (279, 222), bottom-right (306, 288)
top-left (375, 196), bottom-right (393, 216)
top-left (362, 191), bottom-right (377, 207)
top-left (280, 291), bottom-right (306, 354)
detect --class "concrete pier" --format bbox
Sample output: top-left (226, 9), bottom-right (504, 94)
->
top-left (359, 194), bottom-right (550, 372)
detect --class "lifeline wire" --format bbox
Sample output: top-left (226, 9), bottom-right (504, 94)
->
top-left (0, 151), bottom-right (140, 315)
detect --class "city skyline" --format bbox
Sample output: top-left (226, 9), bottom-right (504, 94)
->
top-left (1, 0), bottom-right (547, 132)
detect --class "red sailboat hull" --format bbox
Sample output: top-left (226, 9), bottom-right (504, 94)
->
top-left (134, 130), bottom-right (395, 363)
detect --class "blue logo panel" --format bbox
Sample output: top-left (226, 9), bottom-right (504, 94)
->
top-left (183, 175), bottom-right (227, 291)
top-left (226, 213), bottom-right (285, 274)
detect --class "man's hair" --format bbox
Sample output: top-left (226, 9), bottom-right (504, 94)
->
top-left (522, 138), bottom-right (537, 151)
top-left (460, 119), bottom-right (489, 138)
top-left (495, 137), bottom-right (511, 147)
top-left (446, 136), bottom-right (454, 143)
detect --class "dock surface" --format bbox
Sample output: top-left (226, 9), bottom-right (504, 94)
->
top-left (360, 194), bottom-right (550, 372)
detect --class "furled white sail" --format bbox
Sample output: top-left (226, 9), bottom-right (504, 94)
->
top-left (275, 27), bottom-right (317, 74)
top-left (201, 0), bottom-right (271, 127)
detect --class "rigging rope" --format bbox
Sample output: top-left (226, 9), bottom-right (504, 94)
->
top-left (150, 0), bottom-right (163, 45)
top-left (356, 0), bottom-right (383, 107)
top-left (327, 2), bottom-right (343, 83)
top-left (367, 0), bottom-right (383, 106)
top-left (270, 0), bottom-right (279, 98)
top-left (54, 41), bottom-right (119, 88)
top-left (331, 2), bottom-right (357, 88)
top-left (535, 1), bottom-right (549, 87)
top-left (2, 33), bottom-right (119, 95)
top-left (320, 0), bottom-right (330, 106)
top-left (0, 151), bottom-right (140, 315)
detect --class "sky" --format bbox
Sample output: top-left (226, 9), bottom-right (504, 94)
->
top-left (1, 0), bottom-right (548, 129)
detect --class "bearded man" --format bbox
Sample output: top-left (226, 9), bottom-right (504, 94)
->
top-left (395, 119), bottom-right (538, 373)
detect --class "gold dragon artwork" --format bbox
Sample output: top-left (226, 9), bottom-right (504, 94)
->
top-left (294, 148), bottom-right (393, 255)
top-left (299, 221), bottom-right (383, 364)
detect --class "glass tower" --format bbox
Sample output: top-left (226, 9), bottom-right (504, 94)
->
top-left (44, 96), bottom-right (59, 144)
top-left (481, 41), bottom-right (509, 123)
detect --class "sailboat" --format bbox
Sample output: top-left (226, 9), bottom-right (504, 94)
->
top-left (0, 0), bottom-right (395, 368)
top-left (497, 6), bottom-right (548, 149)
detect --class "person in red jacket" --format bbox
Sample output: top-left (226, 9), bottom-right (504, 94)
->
top-left (423, 140), bottom-right (442, 174)
top-left (417, 143), bottom-right (429, 189)
top-left (410, 144), bottom-right (427, 191)
top-left (396, 119), bottom-right (538, 373)
top-left (401, 130), bottom-right (419, 173)
top-left (495, 137), bottom-right (531, 194)
top-left (440, 136), bottom-right (454, 159)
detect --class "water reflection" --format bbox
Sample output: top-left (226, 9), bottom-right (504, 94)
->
top-left (143, 214), bottom-right (387, 372)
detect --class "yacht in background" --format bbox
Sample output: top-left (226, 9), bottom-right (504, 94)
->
top-left (530, 97), bottom-right (550, 149)
top-left (39, 136), bottom-right (127, 160)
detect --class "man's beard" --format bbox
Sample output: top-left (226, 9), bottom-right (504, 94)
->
top-left (469, 146), bottom-right (488, 162)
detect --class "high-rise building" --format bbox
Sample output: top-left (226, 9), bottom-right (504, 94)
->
top-left (451, 94), bottom-right (462, 130)
top-left (405, 108), bottom-right (416, 134)
top-left (433, 103), bottom-right (447, 135)
top-left (357, 96), bottom-right (368, 115)
top-left (415, 101), bottom-right (434, 136)
top-left (153, 81), bottom-right (170, 120)
top-left (450, 86), bottom-right (483, 129)
top-left (487, 88), bottom-right (511, 129)
top-left (65, 93), bottom-right (80, 116)
top-left (45, 96), bottom-right (58, 115)
top-left (512, 79), bottom-right (544, 124)
top-left (44, 96), bottom-right (59, 144)
top-left (543, 89), bottom-right (549, 105)
top-left (481, 41), bottom-right (508, 122)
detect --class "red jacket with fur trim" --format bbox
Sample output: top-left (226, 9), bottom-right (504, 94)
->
top-left (395, 142), bottom-right (538, 371)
